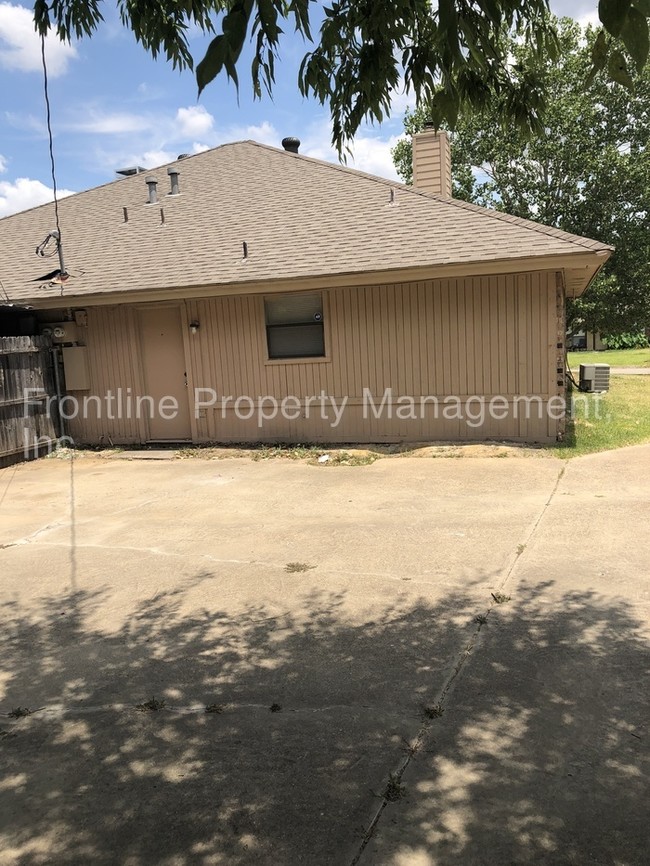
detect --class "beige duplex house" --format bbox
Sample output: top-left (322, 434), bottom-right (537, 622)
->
top-left (0, 132), bottom-right (612, 445)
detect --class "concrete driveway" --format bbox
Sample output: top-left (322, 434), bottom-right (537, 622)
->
top-left (0, 449), bottom-right (648, 865)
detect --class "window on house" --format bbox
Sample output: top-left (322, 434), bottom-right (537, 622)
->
top-left (265, 292), bottom-right (325, 359)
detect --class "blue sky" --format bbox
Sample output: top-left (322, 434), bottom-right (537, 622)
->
top-left (1, 0), bottom-right (597, 217)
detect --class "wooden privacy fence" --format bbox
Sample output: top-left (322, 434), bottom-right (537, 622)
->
top-left (0, 336), bottom-right (59, 462)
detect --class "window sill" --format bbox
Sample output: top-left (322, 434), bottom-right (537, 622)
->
top-left (264, 356), bottom-right (332, 367)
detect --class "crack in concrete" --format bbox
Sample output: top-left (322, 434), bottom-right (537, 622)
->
top-left (348, 462), bottom-right (568, 866)
top-left (0, 521), bottom-right (67, 550)
top-left (0, 537), bottom-right (498, 590)
top-left (0, 499), bottom-right (160, 552)
top-left (2, 701), bottom-right (404, 722)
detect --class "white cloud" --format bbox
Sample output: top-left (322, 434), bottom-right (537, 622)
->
top-left (388, 80), bottom-right (416, 119)
top-left (240, 121), bottom-right (279, 146)
top-left (301, 119), bottom-right (400, 181)
top-left (0, 154), bottom-right (7, 173)
top-left (136, 82), bottom-right (165, 101)
top-left (141, 149), bottom-right (176, 168)
top-left (0, 2), bottom-right (77, 76)
top-left (66, 112), bottom-right (147, 135)
top-left (176, 106), bottom-right (214, 138)
top-left (212, 119), bottom-right (280, 147)
top-left (550, 0), bottom-right (598, 27)
top-left (577, 9), bottom-right (599, 28)
top-left (0, 177), bottom-right (74, 218)
top-left (346, 134), bottom-right (401, 180)
top-left (85, 113), bottom-right (283, 174)
top-left (4, 111), bottom-right (47, 135)
top-left (67, 105), bottom-right (397, 182)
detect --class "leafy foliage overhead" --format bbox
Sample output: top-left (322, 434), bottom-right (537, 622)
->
top-left (32, 1), bottom-right (650, 153)
top-left (392, 17), bottom-right (650, 337)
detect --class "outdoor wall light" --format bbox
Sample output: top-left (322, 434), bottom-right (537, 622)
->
top-left (189, 320), bottom-right (200, 334)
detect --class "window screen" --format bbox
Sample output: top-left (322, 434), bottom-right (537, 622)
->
top-left (265, 293), bottom-right (325, 359)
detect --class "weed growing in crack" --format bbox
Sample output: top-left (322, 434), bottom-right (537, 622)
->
top-left (269, 703), bottom-right (282, 713)
top-left (422, 703), bottom-right (444, 719)
top-left (401, 738), bottom-right (419, 756)
top-left (384, 773), bottom-right (406, 802)
top-left (285, 562), bottom-right (315, 574)
top-left (205, 704), bottom-right (224, 714)
top-left (475, 613), bottom-right (488, 625)
top-left (136, 697), bottom-right (166, 712)
top-left (7, 706), bottom-right (32, 719)
top-left (491, 592), bottom-right (511, 604)
top-left (516, 544), bottom-right (526, 556)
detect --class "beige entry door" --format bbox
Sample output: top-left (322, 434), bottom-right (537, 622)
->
top-left (138, 306), bottom-right (192, 441)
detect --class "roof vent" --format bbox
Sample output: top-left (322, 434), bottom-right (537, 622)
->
top-left (167, 167), bottom-right (180, 196)
top-left (281, 137), bottom-right (301, 154)
top-left (145, 176), bottom-right (158, 205)
top-left (116, 166), bottom-right (146, 177)
top-left (177, 153), bottom-right (190, 160)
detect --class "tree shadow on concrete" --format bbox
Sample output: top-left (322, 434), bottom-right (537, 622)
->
top-left (0, 577), bottom-right (648, 866)
top-left (365, 581), bottom-right (649, 866)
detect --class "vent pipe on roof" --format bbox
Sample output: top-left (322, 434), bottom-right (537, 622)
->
top-left (177, 153), bottom-right (190, 160)
top-left (282, 137), bottom-right (301, 154)
top-left (145, 176), bottom-right (158, 204)
top-left (167, 167), bottom-right (180, 195)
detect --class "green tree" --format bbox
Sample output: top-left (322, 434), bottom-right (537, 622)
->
top-left (392, 17), bottom-right (650, 336)
top-left (33, 1), bottom-right (650, 154)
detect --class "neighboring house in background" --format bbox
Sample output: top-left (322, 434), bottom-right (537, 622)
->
top-left (0, 132), bottom-right (612, 446)
top-left (568, 330), bottom-right (607, 351)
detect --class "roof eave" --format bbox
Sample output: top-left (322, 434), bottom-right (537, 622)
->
top-left (21, 249), bottom-right (612, 309)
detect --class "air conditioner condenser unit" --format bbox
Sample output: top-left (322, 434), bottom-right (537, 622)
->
top-left (579, 363), bottom-right (610, 393)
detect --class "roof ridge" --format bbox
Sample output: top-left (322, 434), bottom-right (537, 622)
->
top-left (243, 140), bottom-right (613, 253)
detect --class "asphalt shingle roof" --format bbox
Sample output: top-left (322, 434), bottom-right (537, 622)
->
top-left (0, 140), bottom-right (613, 305)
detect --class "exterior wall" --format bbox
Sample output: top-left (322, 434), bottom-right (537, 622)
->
top-left (64, 271), bottom-right (562, 446)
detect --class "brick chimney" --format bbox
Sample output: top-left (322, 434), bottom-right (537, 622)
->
top-left (412, 128), bottom-right (452, 198)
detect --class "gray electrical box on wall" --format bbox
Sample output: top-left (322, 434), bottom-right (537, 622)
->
top-left (62, 346), bottom-right (90, 390)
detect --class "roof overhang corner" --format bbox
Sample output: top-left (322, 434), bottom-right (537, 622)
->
top-left (563, 248), bottom-right (613, 299)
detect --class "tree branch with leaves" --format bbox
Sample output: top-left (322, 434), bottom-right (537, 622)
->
top-left (392, 17), bottom-right (650, 337)
top-left (31, 0), bottom-right (650, 154)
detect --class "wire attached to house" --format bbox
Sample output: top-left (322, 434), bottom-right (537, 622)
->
top-left (40, 32), bottom-right (66, 284)
top-left (35, 232), bottom-right (60, 258)
top-left (0, 277), bottom-right (12, 304)
top-left (41, 33), bottom-right (61, 241)
top-left (565, 352), bottom-right (588, 393)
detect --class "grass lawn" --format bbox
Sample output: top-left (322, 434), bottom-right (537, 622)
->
top-left (568, 347), bottom-right (650, 368)
top-left (553, 375), bottom-right (650, 458)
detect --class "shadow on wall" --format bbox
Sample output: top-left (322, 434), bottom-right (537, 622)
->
top-left (0, 577), bottom-right (647, 865)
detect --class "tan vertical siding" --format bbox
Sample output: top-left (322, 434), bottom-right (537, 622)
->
top-left (67, 271), bottom-right (560, 446)
top-left (66, 305), bottom-right (145, 445)
top-left (412, 131), bottom-right (453, 197)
